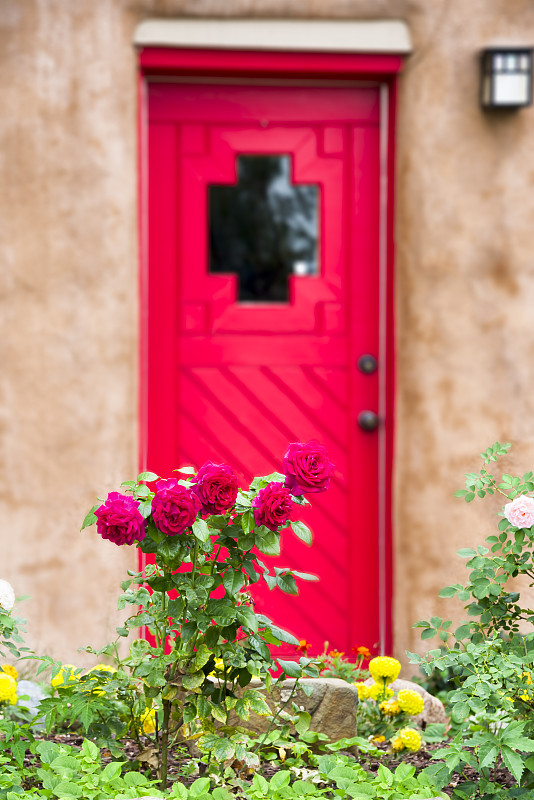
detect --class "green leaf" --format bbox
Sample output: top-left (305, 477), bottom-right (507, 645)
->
top-left (171, 782), bottom-right (189, 800)
top-left (439, 584), bottom-right (461, 598)
top-left (451, 701), bottom-right (469, 723)
top-left (291, 570), bottom-right (319, 582)
top-left (454, 624), bottom-right (471, 640)
top-left (194, 644), bottom-right (212, 671)
top-left (222, 570), bottom-right (244, 597)
top-left (421, 628), bottom-right (437, 640)
top-left (190, 777), bottom-right (211, 797)
top-left (241, 508), bottom-right (255, 534)
top-left (277, 573), bottom-right (299, 595)
top-left (211, 737), bottom-right (235, 762)
top-left (270, 771), bottom-right (291, 791)
top-left (193, 518), bottom-right (210, 543)
top-left (264, 623), bottom-right (299, 646)
top-left (458, 548), bottom-right (477, 557)
top-left (501, 745), bottom-right (524, 784)
top-left (255, 530), bottom-right (281, 556)
top-left (137, 471), bottom-right (159, 482)
top-left (291, 520), bottom-right (313, 545)
top-left (263, 573), bottom-right (277, 590)
top-left (278, 659), bottom-right (301, 678)
top-left (182, 671), bottom-right (205, 690)
top-left (295, 710), bottom-right (311, 735)
top-left (81, 505), bottom-right (99, 531)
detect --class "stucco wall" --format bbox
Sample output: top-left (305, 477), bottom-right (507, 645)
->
top-left (1, 0), bottom-right (534, 670)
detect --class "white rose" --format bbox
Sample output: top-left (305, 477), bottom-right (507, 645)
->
top-left (0, 580), bottom-right (15, 613)
top-left (504, 495), bottom-right (534, 529)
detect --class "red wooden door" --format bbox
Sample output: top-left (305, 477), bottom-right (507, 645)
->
top-left (146, 81), bottom-right (382, 656)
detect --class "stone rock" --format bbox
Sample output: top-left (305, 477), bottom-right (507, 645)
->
top-left (17, 679), bottom-right (46, 730)
top-left (231, 677), bottom-right (359, 742)
top-left (17, 679), bottom-right (46, 715)
top-left (363, 677), bottom-right (447, 726)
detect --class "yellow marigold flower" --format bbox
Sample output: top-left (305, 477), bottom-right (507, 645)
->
top-left (391, 736), bottom-right (404, 752)
top-left (51, 664), bottom-right (79, 689)
top-left (380, 699), bottom-right (401, 716)
top-left (0, 673), bottom-right (17, 704)
top-left (368, 656), bottom-right (401, 685)
top-left (370, 735), bottom-right (386, 743)
top-left (355, 683), bottom-right (369, 700)
top-left (397, 689), bottom-right (424, 716)
top-left (139, 708), bottom-right (156, 734)
top-left (367, 682), bottom-right (393, 701)
top-left (1, 664), bottom-right (18, 680)
top-left (399, 727), bottom-right (422, 752)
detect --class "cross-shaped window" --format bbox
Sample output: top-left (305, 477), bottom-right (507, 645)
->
top-left (209, 155), bottom-right (318, 303)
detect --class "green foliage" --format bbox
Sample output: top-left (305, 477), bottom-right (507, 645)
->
top-left (3, 738), bottom-right (163, 799)
top-left (0, 606), bottom-right (29, 663)
top-left (317, 643), bottom-right (370, 684)
top-left (411, 442), bottom-right (534, 796)
top-left (76, 459), bottom-right (325, 789)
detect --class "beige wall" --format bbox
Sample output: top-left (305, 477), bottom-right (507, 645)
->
top-left (1, 0), bottom-right (534, 670)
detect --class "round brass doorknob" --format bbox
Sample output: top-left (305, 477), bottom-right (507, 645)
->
top-left (358, 410), bottom-right (379, 431)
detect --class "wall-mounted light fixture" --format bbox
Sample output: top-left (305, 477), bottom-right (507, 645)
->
top-left (480, 47), bottom-right (532, 109)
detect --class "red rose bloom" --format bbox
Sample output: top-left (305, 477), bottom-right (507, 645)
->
top-left (191, 462), bottom-right (239, 515)
top-left (95, 492), bottom-right (145, 546)
top-left (252, 482), bottom-right (293, 532)
top-left (283, 440), bottom-right (335, 496)
top-left (151, 478), bottom-right (201, 536)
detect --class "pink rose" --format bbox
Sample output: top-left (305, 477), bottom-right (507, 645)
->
top-left (283, 440), bottom-right (335, 496)
top-left (504, 495), bottom-right (534, 529)
top-left (152, 478), bottom-right (201, 536)
top-left (191, 462), bottom-right (239, 515)
top-left (252, 482), bottom-right (293, 532)
top-left (95, 492), bottom-right (145, 546)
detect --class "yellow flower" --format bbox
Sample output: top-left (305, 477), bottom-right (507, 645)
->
top-left (139, 708), bottom-right (156, 734)
top-left (367, 682), bottom-right (393, 701)
top-left (51, 664), bottom-right (79, 689)
top-left (370, 735), bottom-right (385, 743)
top-left (391, 736), bottom-right (404, 752)
top-left (380, 699), bottom-right (401, 716)
top-left (355, 683), bottom-right (369, 700)
top-left (0, 673), bottom-right (17, 704)
top-left (397, 689), bottom-right (424, 716)
top-left (0, 664), bottom-right (18, 680)
top-left (399, 727), bottom-right (422, 752)
top-left (368, 656), bottom-right (401, 685)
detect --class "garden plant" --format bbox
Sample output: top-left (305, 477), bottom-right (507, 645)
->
top-left (12, 441), bottom-right (534, 797)
top-left (411, 442), bottom-right (534, 798)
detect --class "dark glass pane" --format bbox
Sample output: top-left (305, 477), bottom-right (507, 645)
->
top-left (209, 155), bottom-right (318, 303)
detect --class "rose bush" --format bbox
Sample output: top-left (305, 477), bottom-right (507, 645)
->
top-left (79, 440), bottom-right (334, 789)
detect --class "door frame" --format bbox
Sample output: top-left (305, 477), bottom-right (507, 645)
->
top-left (137, 45), bottom-right (401, 655)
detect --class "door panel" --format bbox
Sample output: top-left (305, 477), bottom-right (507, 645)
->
top-left (146, 81), bottom-right (381, 655)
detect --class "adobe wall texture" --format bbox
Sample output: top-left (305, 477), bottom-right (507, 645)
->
top-left (1, 0), bottom-right (534, 669)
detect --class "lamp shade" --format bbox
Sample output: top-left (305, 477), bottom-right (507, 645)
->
top-left (480, 47), bottom-right (532, 108)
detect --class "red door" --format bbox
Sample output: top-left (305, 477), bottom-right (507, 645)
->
top-left (145, 80), bottom-right (383, 656)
